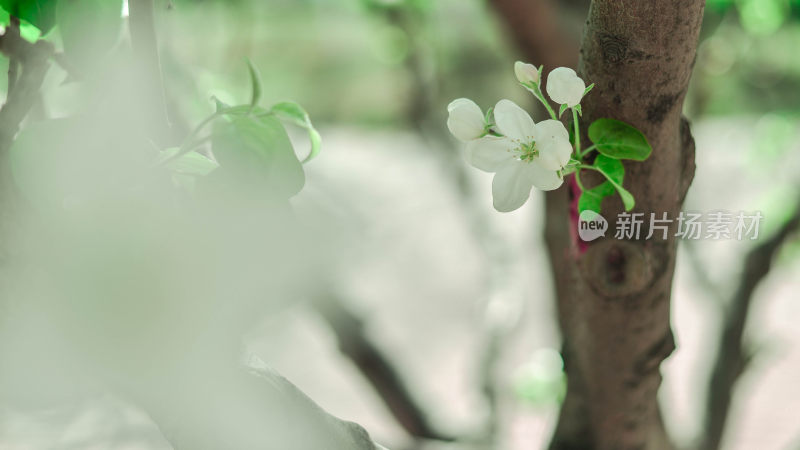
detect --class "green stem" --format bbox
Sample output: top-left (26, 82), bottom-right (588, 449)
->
top-left (579, 144), bottom-right (597, 159)
top-left (574, 169), bottom-right (586, 191)
top-left (531, 84), bottom-right (557, 120)
top-left (572, 108), bottom-right (581, 156)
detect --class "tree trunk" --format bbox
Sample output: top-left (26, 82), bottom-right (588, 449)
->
top-left (547, 2), bottom-right (704, 449)
top-left (492, 0), bottom-right (705, 448)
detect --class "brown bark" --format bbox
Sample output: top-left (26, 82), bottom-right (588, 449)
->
top-left (558, 2), bottom-right (703, 448)
top-left (494, 1), bottom-right (704, 448)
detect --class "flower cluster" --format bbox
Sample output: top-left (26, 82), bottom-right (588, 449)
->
top-left (447, 63), bottom-right (591, 212)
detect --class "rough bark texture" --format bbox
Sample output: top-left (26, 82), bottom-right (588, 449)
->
top-left (494, 1), bottom-right (704, 448)
top-left (558, 2), bottom-right (703, 449)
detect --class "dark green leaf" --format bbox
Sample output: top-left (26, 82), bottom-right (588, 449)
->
top-left (271, 101), bottom-right (322, 163)
top-left (592, 154), bottom-right (635, 211)
top-left (211, 114), bottom-right (305, 198)
top-left (588, 118), bottom-right (652, 161)
top-left (577, 179), bottom-right (615, 214)
top-left (0, 0), bottom-right (57, 34)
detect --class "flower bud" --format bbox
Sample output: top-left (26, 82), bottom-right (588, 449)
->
top-left (514, 61), bottom-right (539, 85)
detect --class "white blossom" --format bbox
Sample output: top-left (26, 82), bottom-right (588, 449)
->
top-left (546, 67), bottom-right (586, 107)
top-left (465, 99), bottom-right (571, 212)
top-left (446, 98), bottom-right (485, 142)
top-left (514, 61), bottom-right (539, 85)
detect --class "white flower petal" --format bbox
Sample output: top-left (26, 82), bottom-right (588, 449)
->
top-left (514, 61), bottom-right (539, 85)
top-left (536, 137), bottom-right (572, 171)
top-left (534, 119), bottom-right (572, 170)
top-left (465, 137), bottom-right (515, 172)
top-left (494, 99), bottom-right (536, 142)
top-left (546, 67), bottom-right (586, 107)
top-left (528, 161), bottom-right (564, 191)
top-left (447, 98), bottom-right (485, 142)
top-left (534, 119), bottom-right (570, 141)
top-left (491, 159), bottom-right (535, 212)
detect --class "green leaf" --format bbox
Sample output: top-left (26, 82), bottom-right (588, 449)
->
top-left (271, 101), bottom-right (322, 163)
top-left (588, 118), bottom-right (652, 161)
top-left (0, 0), bottom-right (57, 33)
top-left (56, 0), bottom-right (123, 68)
top-left (18, 19), bottom-right (40, 42)
top-left (156, 148), bottom-right (218, 176)
top-left (592, 154), bottom-right (635, 211)
top-left (583, 83), bottom-right (595, 96)
top-left (578, 180), bottom-right (615, 214)
top-left (558, 103), bottom-right (568, 118)
top-left (211, 114), bottom-right (305, 198)
top-left (221, 104), bottom-right (270, 117)
top-left (246, 58), bottom-right (262, 108)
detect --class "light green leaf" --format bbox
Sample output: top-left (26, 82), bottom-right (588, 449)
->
top-left (18, 19), bottom-right (40, 42)
top-left (592, 154), bottom-right (635, 211)
top-left (588, 118), bottom-right (652, 161)
top-left (583, 83), bottom-right (595, 96)
top-left (271, 101), bottom-right (322, 163)
top-left (156, 148), bottom-right (218, 176)
top-left (221, 104), bottom-right (270, 117)
top-left (211, 114), bottom-right (305, 198)
top-left (559, 103), bottom-right (568, 118)
top-left (246, 58), bottom-right (262, 108)
top-left (56, 0), bottom-right (122, 68)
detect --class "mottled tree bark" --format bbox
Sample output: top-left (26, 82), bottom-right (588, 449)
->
top-left (558, 2), bottom-right (703, 448)
top-left (493, 1), bottom-right (704, 449)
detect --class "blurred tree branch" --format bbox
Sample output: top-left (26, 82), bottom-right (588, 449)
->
top-left (489, 0), bottom-right (580, 71)
top-left (129, 0), bottom-right (174, 145)
top-left (313, 297), bottom-right (454, 443)
top-left (0, 18), bottom-right (52, 237)
top-left (701, 197), bottom-right (800, 450)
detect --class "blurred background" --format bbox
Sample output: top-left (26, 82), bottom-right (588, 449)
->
top-left (1, 0), bottom-right (800, 449)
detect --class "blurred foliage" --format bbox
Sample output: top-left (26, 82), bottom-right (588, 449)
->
top-left (0, 0), bottom-right (796, 127)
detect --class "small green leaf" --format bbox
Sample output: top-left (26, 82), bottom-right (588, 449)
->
top-left (18, 19), bottom-right (40, 42)
top-left (573, 104), bottom-right (582, 117)
top-left (588, 118), bottom-right (652, 161)
top-left (271, 101), bottom-right (322, 163)
top-left (156, 148), bottom-right (218, 176)
top-left (593, 154), bottom-right (635, 211)
top-left (578, 180), bottom-right (615, 214)
top-left (583, 83), bottom-right (595, 96)
top-left (558, 103), bottom-right (568, 118)
top-left (246, 58), bottom-right (262, 108)
top-left (211, 114), bottom-right (305, 198)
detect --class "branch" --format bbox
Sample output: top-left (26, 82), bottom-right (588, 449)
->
top-left (488, 0), bottom-right (580, 70)
top-left (312, 297), bottom-right (453, 442)
top-left (701, 197), bottom-right (800, 450)
top-left (0, 20), bottom-right (52, 146)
